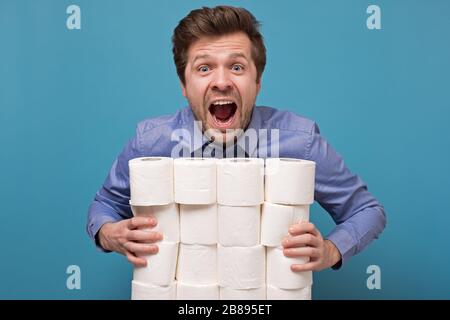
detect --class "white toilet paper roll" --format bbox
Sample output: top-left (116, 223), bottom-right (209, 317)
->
top-left (174, 158), bottom-right (217, 204)
top-left (219, 286), bottom-right (266, 300)
top-left (129, 157), bottom-right (174, 206)
top-left (266, 246), bottom-right (312, 289)
top-left (265, 158), bottom-right (316, 205)
top-left (261, 202), bottom-right (309, 247)
top-left (180, 204), bottom-right (217, 245)
top-left (176, 244), bottom-right (217, 285)
top-left (176, 282), bottom-right (219, 300)
top-left (217, 158), bottom-right (264, 206)
top-left (131, 280), bottom-right (177, 300)
top-left (133, 242), bottom-right (179, 286)
top-left (266, 285), bottom-right (311, 300)
top-left (218, 245), bottom-right (265, 289)
top-left (131, 203), bottom-right (180, 243)
top-left (218, 205), bottom-right (260, 247)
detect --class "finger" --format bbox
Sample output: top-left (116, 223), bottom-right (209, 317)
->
top-left (125, 251), bottom-right (147, 267)
top-left (283, 246), bottom-right (320, 258)
top-left (288, 222), bottom-right (320, 237)
top-left (128, 216), bottom-right (157, 230)
top-left (282, 233), bottom-right (321, 248)
top-left (127, 229), bottom-right (163, 243)
top-left (291, 262), bottom-right (318, 272)
top-left (124, 242), bottom-right (159, 256)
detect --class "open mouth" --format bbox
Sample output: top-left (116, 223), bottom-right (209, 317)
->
top-left (208, 101), bottom-right (238, 129)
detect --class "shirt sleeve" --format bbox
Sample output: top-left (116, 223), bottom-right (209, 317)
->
top-left (86, 126), bottom-right (143, 251)
top-left (306, 123), bottom-right (387, 268)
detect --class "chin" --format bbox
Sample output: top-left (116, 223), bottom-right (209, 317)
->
top-left (204, 126), bottom-right (243, 145)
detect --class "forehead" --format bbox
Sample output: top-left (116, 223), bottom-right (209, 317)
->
top-left (187, 32), bottom-right (252, 61)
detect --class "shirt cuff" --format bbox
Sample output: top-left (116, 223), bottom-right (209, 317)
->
top-left (326, 226), bottom-right (357, 270)
top-left (88, 214), bottom-right (121, 253)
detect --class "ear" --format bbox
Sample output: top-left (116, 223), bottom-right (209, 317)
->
top-left (180, 81), bottom-right (187, 97)
top-left (256, 78), bottom-right (262, 94)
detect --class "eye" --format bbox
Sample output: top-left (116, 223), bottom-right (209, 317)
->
top-left (198, 65), bottom-right (210, 73)
top-left (232, 64), bottom-right (244, 72)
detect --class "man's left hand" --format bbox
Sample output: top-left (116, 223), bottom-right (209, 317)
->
top-left (282, 222), bottom-right (342, 272)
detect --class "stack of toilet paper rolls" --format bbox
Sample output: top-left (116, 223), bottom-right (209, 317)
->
top-left (128, 156), bottom-right (315, 300)
top-left (129, 157), bottom-right (179, 300)
top-left (175, 158), bottom-right (219, 299)
top-left (217, 158), bottom-right (266, 299)
top-left (263, 158), bottom-right (315, 299)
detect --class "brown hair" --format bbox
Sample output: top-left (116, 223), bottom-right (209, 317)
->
top-left (172, 5), bottom-right (266, 85)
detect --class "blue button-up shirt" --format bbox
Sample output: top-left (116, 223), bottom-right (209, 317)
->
top-left (87, 106), bottom-right (386, 267)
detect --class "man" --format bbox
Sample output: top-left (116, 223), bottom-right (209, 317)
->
top-left (87, 6), bottom-right (386, 271)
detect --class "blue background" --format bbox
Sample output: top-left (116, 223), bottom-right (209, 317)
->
top-left (1, 0), bottom-right (449, 299)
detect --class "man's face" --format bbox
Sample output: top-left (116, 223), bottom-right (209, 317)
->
top-left (181, 32), bottom-right (261, 143)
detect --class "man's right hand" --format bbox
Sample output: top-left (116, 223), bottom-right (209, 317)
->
top-left (97, 217), bottom-right (163, 267)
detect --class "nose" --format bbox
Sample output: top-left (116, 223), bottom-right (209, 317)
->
top-left (211, 67), bottom-right (232, 92)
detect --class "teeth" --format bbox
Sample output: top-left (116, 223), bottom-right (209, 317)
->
top-left (212, 100), bottom-right (233, 106)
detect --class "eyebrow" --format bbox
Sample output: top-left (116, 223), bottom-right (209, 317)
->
top-left (229, 52), bottom-right (249, 61)
top-left (192, 54), bottom-right (210, 64)
top-left (192, 52), bottom-right (249, 65)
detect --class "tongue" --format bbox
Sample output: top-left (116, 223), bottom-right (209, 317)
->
top-left (214, 104), bottom-right (234, 121)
